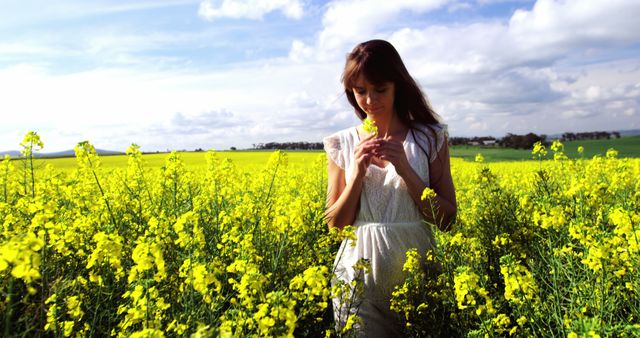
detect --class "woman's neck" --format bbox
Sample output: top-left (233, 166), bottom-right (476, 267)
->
top-left (371, 113), bottom-right (405, 138)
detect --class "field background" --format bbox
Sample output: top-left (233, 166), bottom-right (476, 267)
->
top-left (32, 135), bottom-right (640, 169)
top-left (448, 135), bottom-right (640, 162)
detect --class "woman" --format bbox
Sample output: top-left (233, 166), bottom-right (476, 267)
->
top-left (323, 39), bottom-right (457, 336)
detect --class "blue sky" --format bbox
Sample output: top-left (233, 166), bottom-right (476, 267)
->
top-left (1, 0), bottom-right (639, 152)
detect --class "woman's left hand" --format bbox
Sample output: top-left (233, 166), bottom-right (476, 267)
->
top-left (373, 138), bottom-right (412, 176)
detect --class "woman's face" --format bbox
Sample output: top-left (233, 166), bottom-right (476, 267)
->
top-left (352, 75), bottom-right (395, 119)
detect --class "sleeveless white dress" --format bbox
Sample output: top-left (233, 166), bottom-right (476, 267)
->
top-left (323, 123), bottom-right (447, 337)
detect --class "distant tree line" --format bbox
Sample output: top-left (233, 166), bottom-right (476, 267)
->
top-left (451, 133), bottom-right (546, 149)
top-left (450, 134), bottom-right (545, 149)
top-left (252, 142), bottom-right (324, 150)
top-left (450, 136), bottom-right (497, 146)
top-left (498, 133), bottom-right (547, 149)
top-left (451, 130), bottom-right (621, 150)
top-left (249, 130), bottom-right (622, 151)
top-left (560, 131), bottom-right (620, 141)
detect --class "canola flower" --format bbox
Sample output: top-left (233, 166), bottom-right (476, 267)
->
top-left (474, 153), bottom-right (484, 163)
top-left (1, 133), bottom-right (639, 337)
top-left (362, 117), bottom-right (378, 136)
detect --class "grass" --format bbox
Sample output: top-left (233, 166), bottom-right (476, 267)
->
top-left (451, 135), bottom-right (640, 162)
top-left (450, 146), bottom-right (532, 162)
top-left (562, 136), bottom-right (640, 158)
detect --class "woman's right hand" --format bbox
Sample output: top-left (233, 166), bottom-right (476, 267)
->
top-left (352, 132), bottom-right (378, 180)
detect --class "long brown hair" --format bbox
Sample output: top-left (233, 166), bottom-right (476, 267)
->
top-left (341, 39), bottom-right (444, 161)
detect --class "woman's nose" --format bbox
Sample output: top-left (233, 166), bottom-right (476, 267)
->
top-left (366, 92), bottom-right (376, 105)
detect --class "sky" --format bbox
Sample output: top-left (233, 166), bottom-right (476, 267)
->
top-left (1, 0), bottom-right (639, 152)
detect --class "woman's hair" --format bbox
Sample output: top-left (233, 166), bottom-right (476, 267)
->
top-left (341, 39), bottom-right (444, 163)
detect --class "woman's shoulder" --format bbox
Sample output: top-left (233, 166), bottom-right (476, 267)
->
top-left (411, 122), bottom-right (449, 163)
top-left (322, 126), bottom-right (357, 149)
top-left (412, 123), bottom-right (448, 141)
top-left (414, 122), bottom-right (448, 134)
top-left (322, 126), bottom-right (357, 169)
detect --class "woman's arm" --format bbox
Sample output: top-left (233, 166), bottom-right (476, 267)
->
top-left (399, 142), bottom-right (457, 231)
top-left (325, 159), bottom-right (361, 229)
top-left (325, 133), bottom-right (377, 229)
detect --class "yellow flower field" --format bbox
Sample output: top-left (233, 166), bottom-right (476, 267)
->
top-left (1, 133), bottom-right (639, 337)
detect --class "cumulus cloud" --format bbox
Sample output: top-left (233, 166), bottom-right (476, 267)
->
top-left (288, 40), bottom-right (314, 63)
top-left (198, 0), bottom-right (304, 21)
top-left (284, 91), bottom-right (317, 109)
top-left (272, 90), bottom-right (357, 139)
top-left (295, 0), bottom-right (640, 74)
top-left (509, 0), bottom-right (640, 52)
top-left (290, 0), bottom-right (449, 62)
top-left (560, 109), bottom-right (596, 119)
top-left (168, 110), bottom-right (245, 133)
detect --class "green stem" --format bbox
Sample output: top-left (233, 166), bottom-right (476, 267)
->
top-left (86, 156), bottom-right (117, 230)
top-left (173, 171), bottom-right (178, 214)
top-left (599, 259), bottom-right (606, 331)
top-left (5, 277), bottom-right (14, 337)
top-left (40, 228), bottom-right (48, 334)
top-left (29, 140), bottom-right (35, 198)
top-left (2, 160), bottom-right (7, 203)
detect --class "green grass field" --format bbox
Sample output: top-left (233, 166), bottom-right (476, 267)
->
top-left (450, 135), bottom-right (640, 162)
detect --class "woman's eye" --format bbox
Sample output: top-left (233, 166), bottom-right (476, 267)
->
top-left (376, 88), bottom-right (387, 93)
top-left (354, 89), bottom-right (366, 95)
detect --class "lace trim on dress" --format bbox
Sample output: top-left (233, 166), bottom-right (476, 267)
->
top-left (323, 133), bottom-right (345, 169)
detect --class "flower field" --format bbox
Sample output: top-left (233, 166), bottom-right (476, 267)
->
top-left (1, 132), bottom-right (639, 337)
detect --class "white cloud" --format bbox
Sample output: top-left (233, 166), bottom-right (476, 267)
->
top-left (0, 0), bottom-right (199, 29)
top-left (476, 0), bottom-right (529, 4)
top-left (198, 0), bottom-right (304, 20)
top-left (291, 0), bottom-right (449, 62)
top-left (405, 1), bottom-right (640, 70)
top-left (623, 107), bottom-right (636, 117)
top-left (509, 0), bottom-right (640, 52)
top-left (0, 56), bottom-right (354, 151)
top-left (288, 40), bottom-right (313, 63)
top-left (284, 91), bottom-right (317, 109)
top-left (560, 109), bottom-right (596, 119)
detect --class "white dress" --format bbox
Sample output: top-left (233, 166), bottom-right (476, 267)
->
top-left (323, 123), bottom-right (447, 337)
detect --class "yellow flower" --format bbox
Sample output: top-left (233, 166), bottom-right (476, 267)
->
top-left (492, 313), bottom-right (511, 334)
top-left (606, 148), bottom-right (618, 158)
top-left (362, 117), bottom-right (378, 136)
top-left (129, 329), bottom-right (165, 338)
top-left (342, 314), bottom-right (361, 333)
top-left (454, 266), bottom-right (495, 315)
top-left (550, 140), bottom-right (563, 152)
top-left (20, 131), bottom-right (44, 157)
top-left (63, 321), bottom-right (74, 337)
top-left (66, 296), bottom-right (84, 320)
top-left (532, 141), bottom-right (547, 159)
top-left (421, 187), bottom-right (437, 201)
top-left (516, 316), bottom-right (527, 326)
top-left (500, 255), bottom-right (538, 306)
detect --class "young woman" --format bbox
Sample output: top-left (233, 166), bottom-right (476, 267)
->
top-left (323, 39), bottom-right (457, 336)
